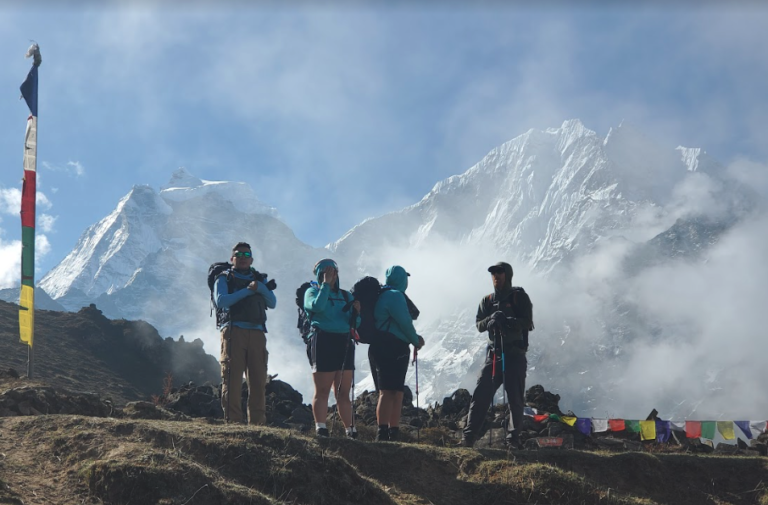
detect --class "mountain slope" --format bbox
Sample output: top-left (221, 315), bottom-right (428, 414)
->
top-left (30, 122), bottom-right (762, 418)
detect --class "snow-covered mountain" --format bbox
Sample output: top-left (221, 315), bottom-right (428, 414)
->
top-left (33, 120), bottom-right (763, 419)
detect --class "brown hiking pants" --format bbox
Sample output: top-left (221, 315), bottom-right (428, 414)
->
top-left (220, 326), bottom-right (268, 425)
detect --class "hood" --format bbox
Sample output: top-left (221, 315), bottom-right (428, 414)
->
top-left (314, 258), bottom-right (340, 290)
top-left (385, 265), bottom-right (410, 292)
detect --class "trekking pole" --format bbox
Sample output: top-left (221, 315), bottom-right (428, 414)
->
top-left (499, 329), bottom-right (514, 446)
top-left (412, 347), bottom-right (420, 442)
top-left (490, 342), bottom-right (496, 448)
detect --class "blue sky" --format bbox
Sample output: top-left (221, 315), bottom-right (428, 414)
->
top-left (0, 1), bottom-right (767, 286)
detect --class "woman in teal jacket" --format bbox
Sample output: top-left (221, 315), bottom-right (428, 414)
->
top-left (371, 265), bottom-right (424, 441)
top-left (304, 258), bottom-right (360, 438)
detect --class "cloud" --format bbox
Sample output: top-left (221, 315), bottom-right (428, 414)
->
top-left (0, 188), bottom-right (21, 215)
top-left (38, 214), bottom-right (57, 233)
top-left (41, 160), bottom-right (85, 177)
top-left (0, 238), bottom-right (21, 289)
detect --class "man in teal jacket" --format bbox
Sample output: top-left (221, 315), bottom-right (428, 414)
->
top-left (371, 265), bottom-right (424, 441)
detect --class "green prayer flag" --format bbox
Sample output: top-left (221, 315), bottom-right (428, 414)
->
top-left (701, 421), bottom-right (716, 439)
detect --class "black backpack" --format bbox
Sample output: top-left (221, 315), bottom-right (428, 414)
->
top-left (350, 276), bottom-right (419, 344)
top-left (208, 262), bottom-right (233, 327)
top-left (350, 276), bottom-right (385, 344)
top-left (295, 281), bottom-right (315, 343)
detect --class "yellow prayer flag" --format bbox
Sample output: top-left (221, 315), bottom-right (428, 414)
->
top-left (561, 416), bottom-right (577, 426)
top-left (640, 420), bottom-right (657, 441)
top-left (19, 285), bottom-right (34, 347)
top-left (717, 421), bottom-right (735, 440)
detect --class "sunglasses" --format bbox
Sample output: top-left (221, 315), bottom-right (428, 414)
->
top-left (489, 268), bottom-right (505, 275)
top-left (233, 251), bottom-right (252, 258)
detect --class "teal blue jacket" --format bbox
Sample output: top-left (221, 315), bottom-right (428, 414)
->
top-left (304, 259), bottom-right (359, 334)
top-left (374, 266), bottom-right (419, 346)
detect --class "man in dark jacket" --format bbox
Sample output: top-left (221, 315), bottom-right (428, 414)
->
top-left (462, 261), bottom-right (533, 448)
top-left (215, 242), bottom-right (277, 425)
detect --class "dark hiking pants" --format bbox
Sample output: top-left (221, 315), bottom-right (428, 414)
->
top-left (463, 346), bottom-right (527, 444)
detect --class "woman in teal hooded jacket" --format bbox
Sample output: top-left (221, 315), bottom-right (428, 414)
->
top-left (304, 258), bottom-right (360, 438)
top-left (371, 265), bottom-right (424, 441)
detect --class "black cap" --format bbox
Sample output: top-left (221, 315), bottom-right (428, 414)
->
top-left (487, 262), bottom-right (513, 277)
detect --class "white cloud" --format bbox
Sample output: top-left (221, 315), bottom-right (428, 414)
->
top-left (38, 214), bottom-right (57, 233)
top-left (0, 238), bottom-right (21, 289)
top-left (41, 160), bottom-right (86, 177)
top-left (0, 188), bottom-right (21, 215)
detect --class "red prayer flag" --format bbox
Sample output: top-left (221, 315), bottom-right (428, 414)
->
top-left (686, 421), bottom-right (702, 438)
top-left (533, 414), bottom-right (548, 423)
top-left (609, 419), bottom-right (625, 431)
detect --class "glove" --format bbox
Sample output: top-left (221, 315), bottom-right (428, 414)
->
top-left (266, 279), bottom-right (277, 291)
top-left (486, 311), bottom-right (505, 332)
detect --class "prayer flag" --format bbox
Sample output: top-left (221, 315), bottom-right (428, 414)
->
top-left (701, 422), bottom-right (716, 440)
top-left (592, 419), bottom-right (609, 433)
top-left (576, 418), bottom-right (591, 436)
top-left (640, 420), bottom-right (656, 441)
top-left (717, 421), bottom-right (735, 440)
top-left (19, 44), bottom-right (41, 348)
top-left (609, 419), bottom-right (625, 432)
top-left (685, 421), bottom-right (702, 438)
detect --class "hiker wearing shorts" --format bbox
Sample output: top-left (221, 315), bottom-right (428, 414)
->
top-left (370, 265), bottom-right (425, 441)
top-left (304, 258), bottom-right (360, 438)
top-left (215, 242), bottom-right (277, 425)
top-left (461, 261), bottom-right (533, 449)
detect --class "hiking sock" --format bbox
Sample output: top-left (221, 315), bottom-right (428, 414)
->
top-left (315, 423), bottom-right (327, 431)
top-left (388, 426), bottom-right (400, 441)
top-left (376, 425), bottom-right (390, 442)
top-left (315, 423), bottom-right (329, 437)
top-left (346, 426), bottom-right (358, 439)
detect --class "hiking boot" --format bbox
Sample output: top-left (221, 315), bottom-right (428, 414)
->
top-left (316, 428), bottom-right (329, 438)
top-left (346, 428), bottom-right (358, 439)
top-left (459, 437), bottom-right (475, 448)
top-left (505, 436), bottom-right (523, 450)
top-left (388, 427), bottom-right (400, 442)
top-left (376, 426), bottom-right (390, 442)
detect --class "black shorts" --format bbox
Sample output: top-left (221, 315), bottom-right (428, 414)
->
top-left (369, 336), bottom-right (410, 391)
top-left (307, 330), bottom-right (355, 373)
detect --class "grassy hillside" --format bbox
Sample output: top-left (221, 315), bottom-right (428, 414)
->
top-left (1, 414), bottom-right (767, 505)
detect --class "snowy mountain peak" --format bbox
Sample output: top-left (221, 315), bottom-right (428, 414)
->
top-left (676, 146), bottom-right (702, 172)
top-left (159, 171), bottom-right (280, 218)
top-left (162, 167), bottom-right (204, 190)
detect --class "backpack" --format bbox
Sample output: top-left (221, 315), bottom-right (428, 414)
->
top-left (208, 262), bottom-right (233, 327)
top-left (295, 281), bottom-right (315, 343)
top-left (347, 277), bottom-right (382, 344)
top-left (350, 276), bottom-right (419, 344)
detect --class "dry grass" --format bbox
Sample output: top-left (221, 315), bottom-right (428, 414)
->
top-left (1, 414), bottom-right (768, 505)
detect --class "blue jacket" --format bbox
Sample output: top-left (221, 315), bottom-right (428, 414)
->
top-left (374, 265), bottom-right (419, 346)
top-left (214, 269), bottom-right (276, 331)
top-left (304, 259), bottom-right (359, 334)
